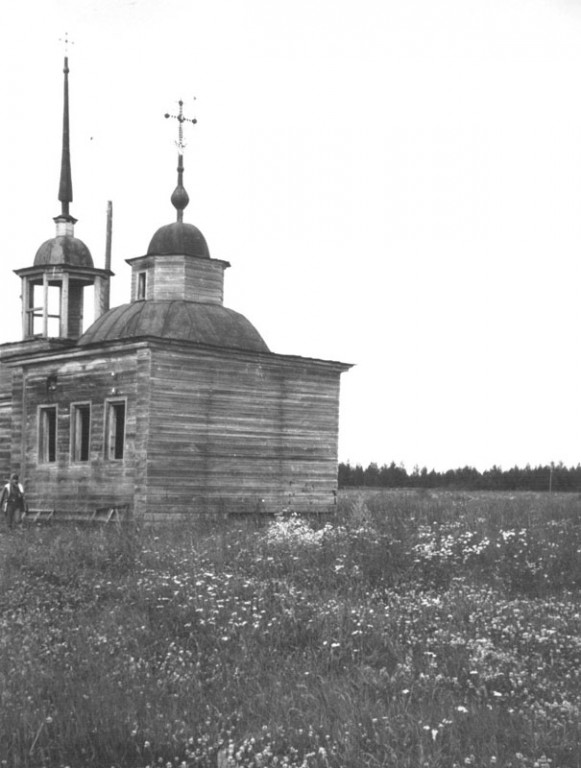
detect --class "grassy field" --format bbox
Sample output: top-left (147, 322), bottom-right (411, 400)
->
top-left (1, 489), bottom-right (580, 768)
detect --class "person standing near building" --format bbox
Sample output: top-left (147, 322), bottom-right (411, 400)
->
top-left (0, 473), bottom-right (27, 529)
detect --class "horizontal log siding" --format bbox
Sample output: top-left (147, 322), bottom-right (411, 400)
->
top-left (133, 348), bottom-right (152, 517)
top-left (146, 348), bottom-right (342, 517)
top-left (9, 368), bottom-right (24, 481)
top-left (152, 256), bottom-right (185, 299)
top-left (0, 338), bottom-right (346, 521)
top-left (130, 254), bottom-right (226, 304)
top-left (18, 350), bottom-right (142, 516)
top-left (0, 402), bottom-right (12, 482)
top-left (183, 259), bottom-right (225, 304)
top-left (147, 256), bottom-right (226, 304)
top-left (0, 366), bottom-right (14, 481)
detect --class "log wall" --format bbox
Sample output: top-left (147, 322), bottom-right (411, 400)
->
top-left (14, 349), bottom-right (143, 516)
top-left (128, 255), bottom-right (227, 304)
top-left (183, 258), bottom-right (226, 304)
top-left (0, 364), bottom-right (13, 482)
top-left (145, 345), bottom-right (344, 518)
top-left (0, 340), bottom-right (347, 520)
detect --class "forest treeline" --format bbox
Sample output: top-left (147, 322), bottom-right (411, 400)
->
top-left (338, 461), bottom-right (581, 492)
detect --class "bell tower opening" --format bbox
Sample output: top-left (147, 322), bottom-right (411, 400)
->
top-left (20, 269), bottom-right (105, 340)
top-left (15, 53), bottom-right (113, 342)
top-left (27, 282), bottom-right (61, 337)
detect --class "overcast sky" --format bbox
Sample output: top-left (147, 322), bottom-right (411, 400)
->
top-left (1, 0), bottom-right (581, 472)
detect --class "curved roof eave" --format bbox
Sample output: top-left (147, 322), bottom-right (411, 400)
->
top-left (78, 300), bottom-right (270, 353)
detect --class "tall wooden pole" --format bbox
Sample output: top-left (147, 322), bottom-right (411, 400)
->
top-left (104, 200), bottom-right (113, 312)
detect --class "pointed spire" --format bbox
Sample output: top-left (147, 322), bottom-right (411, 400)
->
top-left (58, 54), bottom-right (74, 219)
top-left (165, 99), bottom-right (197, 223)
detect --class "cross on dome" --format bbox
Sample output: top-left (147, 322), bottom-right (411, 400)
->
top-left (164, 99), bottom-right (198, 222)
top-left (165, 99), bottom-right (197, 153)
top-left (59, 32), bottom-right (74, 55)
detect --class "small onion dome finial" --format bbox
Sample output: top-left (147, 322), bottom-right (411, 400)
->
top-left (165, 100), bottom-right (197, 223)
top-left (171, 181), bottom-right (190, 220)
top-left (171, 153), bottom-right (189, 222)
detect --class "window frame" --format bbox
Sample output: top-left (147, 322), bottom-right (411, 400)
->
top-left (38, 405), bottom-right (58, 464)
top-left (104, 398), bottom-right (127, 461)
top-left (137, 271), bottom-right (147, 300)
top-left (27, 282), bottom-right (62, 337)
top-left (70, 402), bottom-right (91, 463)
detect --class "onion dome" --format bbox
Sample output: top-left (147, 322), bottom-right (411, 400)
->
top-left (79, 299), bottom-right (269, 352)
top-left (147, 100), bottom-right (211, 258)
top-left (34, 235), bottom-right (94, 267)
top-left (147, 221), bottom-right (210, 259)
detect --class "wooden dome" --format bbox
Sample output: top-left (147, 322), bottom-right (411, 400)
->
top-left (147, 222), bottom-right (210, 259)
top-left (78, 299), bottom-right (269, 352)
top-left (34, 235), bottom-right (94, 268)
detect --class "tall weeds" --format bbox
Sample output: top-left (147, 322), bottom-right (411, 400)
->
top-left (0, 490), bottom-right (580, 767)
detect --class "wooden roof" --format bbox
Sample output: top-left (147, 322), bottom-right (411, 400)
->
top-left (147, 222), bottom-right (210, 259)
top-left (34, 235), bottom-right (94, 268)
top-left (78, 300), bottom-right (269, 352)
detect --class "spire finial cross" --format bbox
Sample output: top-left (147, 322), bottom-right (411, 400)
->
top-left (59, 32), bottom-right (74, 57)
top-left (165, 99), bottom-right (197, 153)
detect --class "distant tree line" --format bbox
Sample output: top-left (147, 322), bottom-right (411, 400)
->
top-left (338, 461), bottom-right (581, 492)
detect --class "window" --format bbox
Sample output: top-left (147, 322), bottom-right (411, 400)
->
top-left (38, 406), bottom-right (57, 463)
top-left (137, 272), bottom-right (147, 300)
top-left (71, 403), bottom-right (91, 462)
top-left (27, 284), bottom-right (62, 337)
top-left (105, 400), bottom-right (126, 460)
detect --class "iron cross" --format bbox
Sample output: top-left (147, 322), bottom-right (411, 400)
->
top-left (59, 32), bottom-right (74, 55)
top-left (165, 100), bottom-right (197, 153)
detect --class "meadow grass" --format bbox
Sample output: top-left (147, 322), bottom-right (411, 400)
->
top-left (0, 490), bottom-right (580, 768)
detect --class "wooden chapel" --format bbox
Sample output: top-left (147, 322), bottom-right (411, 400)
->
top-left (0, 57), bottom-right (351, 521)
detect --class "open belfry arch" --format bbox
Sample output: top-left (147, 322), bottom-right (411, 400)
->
top-left (17, 57), bottom-right (111, 341)
top-left (0, 54), bottom-right (351, 521)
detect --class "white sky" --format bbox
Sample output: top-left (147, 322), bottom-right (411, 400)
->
top-left (1, 0), bottom-right (581, 472)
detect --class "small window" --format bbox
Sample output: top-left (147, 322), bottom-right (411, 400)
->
top-left (137, 272), bottom-right (147, 300)
top-left (71, 403), bottom-right (91, 462)
top-left (38, 406), bottom-right (57, 463)
top-left (105, 400), bottom-right (126, 460)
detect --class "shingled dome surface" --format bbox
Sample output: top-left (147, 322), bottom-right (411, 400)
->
top-left (147, 222), bottom-right (210, 259)
top-left (34, 236), bottom-right (94, 268)
top-left (79, 300), bottom-right (270, 352)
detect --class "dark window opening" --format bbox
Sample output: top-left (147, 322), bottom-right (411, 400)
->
top-left (106, 400), bottom-right (126, 460)
top-left (72, 404), bottom-right (91, 462)
top-left (39, 406), bottom-right (57, 463)
top-left (137, 272), bottom-right (147, 300)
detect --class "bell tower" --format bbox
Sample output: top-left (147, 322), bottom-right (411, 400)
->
top-left (14, 51), bottom-right (112, 341)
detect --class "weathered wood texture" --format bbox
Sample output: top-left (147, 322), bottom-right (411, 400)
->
top-left (79, 301), bottom-right (269, 352)
top-left (14, 350), bottom-right (141, 516)
top-left (128, 256), bottom-right (155, 301)
top-left (0, 339), bottom-right (346, 519)
top-left (67, 281), bottom-right (84, 338)
top-left (9, 367), bottom-right (24, 481)
top-left (0, 365), bottom-right (13, 481)
top-left (128, 255), bottom-right (227, 304)
top-left (145, 344), bottom-right (344, 517)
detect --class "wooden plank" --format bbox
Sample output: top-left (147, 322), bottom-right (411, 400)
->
top-left (3, 332), bottom-right (346, 520)
top-left (91, 503), bottom-right (129, 524)
top-left (27, 508), bottom-right (55, 523)
top-left (145, 345), bottom-right (343, 517)
top-left (18, 349), bottom-right (139, 516)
